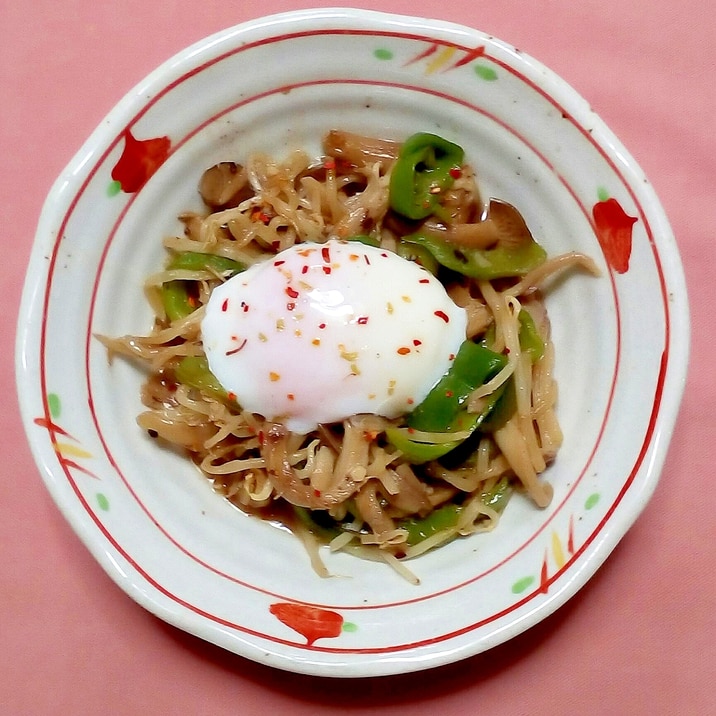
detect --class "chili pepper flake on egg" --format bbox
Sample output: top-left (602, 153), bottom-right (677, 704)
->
top-left (201, 239), bottom-right (467, 433)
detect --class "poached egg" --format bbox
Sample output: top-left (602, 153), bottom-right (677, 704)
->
top-left (201, 239), bottom-right (467, 434)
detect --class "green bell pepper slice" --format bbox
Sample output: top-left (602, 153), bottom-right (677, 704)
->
top-left (174, 355), bottom-right (232, 404)
top-left (402, 503), bottom-right (461, 546)
top-left (481, 308), bottom-right (545, 363)
top-left (166, 251), bottom-right (245, 274)
top-left (385, 382), bottom-right (506, 464)
top-left (406, 340), bottom-right (507, 433)
top-left (161, 252), bottom-right (245, 321)
top-left (293, 506), bottom-right (342, 541)
top-left (401, 230), bottom-right (547, 280)
top-left (518, 309), bottom-right (544, 362)
top-left (162, 281), bottom-right (198, 323)
top-left (396, 238), bottom-right (440, 275)
top-left (389, 132), bottom-right (464, 221)
top-left (400, 476), bottom-right (512, 546)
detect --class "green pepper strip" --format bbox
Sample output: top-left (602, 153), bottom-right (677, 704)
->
top-left (174, 356), bottom-right (231, 404)
top-left (167, 252), bottom-right (245, 274)
top-left (460, 312), bottom-right (541, 437)
top-left (385, 341), bottom-right (507, 463)
top-left (401, 503), bottom-right (461, 546)
top-left (518, 309), bottom-right (544, 362)
top-left (400, 476), bottom-right (512, 546)
top-left (407, 341), bottom-right (507, 432)
top-left (385, 383), bottom-right (506, 464)
top-left (161, 252), bottom-right (245, 322)
top-left (396, 238), bottom-right (440, 275)
top-left (389, 132), bottom-right (464, 221)
top-left (401, 230), bottom-right (547, 280)
top-left (481, 309), bottom-right (544, 363)
top-left (293, 506), bottom-right (342, 542)
top-left (162, 282), bottom-right (197, 323)
top-left (295, 476), bottom-right (512, 550)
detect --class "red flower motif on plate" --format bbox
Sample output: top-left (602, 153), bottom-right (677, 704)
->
top-left (111, 129), bottom-right (170, 193)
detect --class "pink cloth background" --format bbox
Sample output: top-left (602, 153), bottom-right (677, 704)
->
top-left (1, 1), bottom-right (710, 713)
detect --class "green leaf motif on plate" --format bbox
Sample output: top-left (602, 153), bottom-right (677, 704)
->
top-left (47, 392), bottom-right (61, 419)
top-left (474, 64), bottom-right (498, 81)
top-left (511, 575), bottom-right (535, 594)
top-left (374, 48), bottom-right (393, 60)
top-left (585, 493), bottom-right (600, 510)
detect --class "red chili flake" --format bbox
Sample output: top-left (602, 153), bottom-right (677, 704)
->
top-left (241, 301), bottom-right (249, 313)
top-left (449, 166), bottom-right (462, 179)
top-left (418, 278), bottom-right (430, 284)
top-left (221, 298), bottom-right (229, 312)
top-left (357, 316), bottom-right (369, 325)
top-left (322, 266), bottom-right (332, 274)
top-left (285, 286), bottom-right (299, 299)
top-left (318, 323), bottom-right (326, 329)
top-left (323, 158), bottom-right (336, 170)
top-left (274, 259), bottom-right (285, 267)
top-left (227, 391), bottom-right (237, 402)
top-left (225, 338), bottom-right (248, 356)
top-left (397, 347), bottom-right (411, 355)
top-left (406, 397), bottom-right (414, 405)
top-left (364, 255), bottom-right (371, 265)
top-left (321, 246), bottom-right (331, 263)
top-left (448, 353), bottom-right (455, 361)
top-left (251, 208), bottom-right (271, 224)
top-left (434, 309), bottom-right (449, 322)
top-left (301, 265), bottom-right (309, 274)
top-left (445, 390), bottom-right (454, 398)
top-left (413, 339), bottom-right (422, 346)
top-left (287, 393), bottom-right (295, 401)
top-left (380, 252), bottom-right (388, 258)
top-left (286, 302), bottom-right (296, 311)
top-left (407, 427), bottom-right (415, 434)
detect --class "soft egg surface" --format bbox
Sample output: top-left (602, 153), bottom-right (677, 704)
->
top-left (201, 240), bottom-right (467, 434)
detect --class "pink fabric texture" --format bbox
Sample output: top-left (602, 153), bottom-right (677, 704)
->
top-left (1, 2), bottom-right (710, 713)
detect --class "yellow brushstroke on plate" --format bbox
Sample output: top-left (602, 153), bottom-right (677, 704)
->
top-left (551, 530), bottom-right (566, 569)
top-left (56, 442), bottom-right (93, 459)
top-left (425, 46), bottom-right (456, 74)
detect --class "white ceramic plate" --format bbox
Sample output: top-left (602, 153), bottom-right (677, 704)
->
top-left (16, 8), bottom-right (689, 677)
